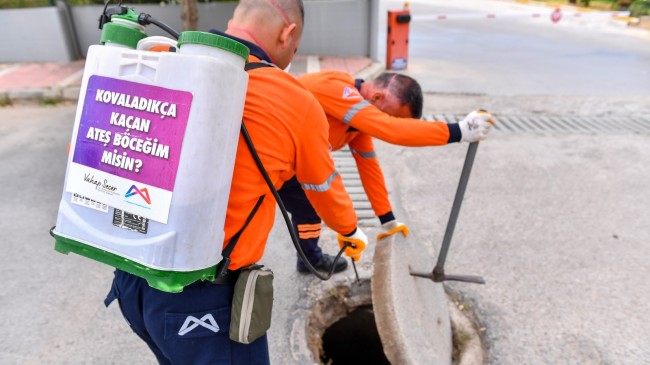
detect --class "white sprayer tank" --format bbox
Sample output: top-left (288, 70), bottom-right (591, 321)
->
top-left (52, 29), bottom-right (250, 292)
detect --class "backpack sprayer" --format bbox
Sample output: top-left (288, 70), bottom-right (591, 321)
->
top-left (51, 1), bottom-right (250, 293)
top-left (51, 1), bottom-right (350, 292)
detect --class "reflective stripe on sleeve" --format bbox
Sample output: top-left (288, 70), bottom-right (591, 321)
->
top-left (350, 148), bottom-right (376, 159)
top-left (342, 100), bottom-right (371, 125)
top-left (300, 171), bottom-right (340, 192)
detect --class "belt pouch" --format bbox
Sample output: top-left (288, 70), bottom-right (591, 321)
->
top-left (229, 264), bottom-right (273, 344)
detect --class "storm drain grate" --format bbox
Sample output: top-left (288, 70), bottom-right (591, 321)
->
top-left (333, 149), bottom-right (378, 227)
top-left (333, 114), bottom-right (650, 226)
top-left (431, 114), bottom-right (650, 134)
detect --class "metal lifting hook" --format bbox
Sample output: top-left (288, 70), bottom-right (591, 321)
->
top-left (409, 142), bottom-right (485, 285)
top-left (342, 242), bottom-right (361, 285)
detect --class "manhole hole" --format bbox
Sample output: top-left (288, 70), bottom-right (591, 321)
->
top-left (321, 305), bottom-right (390, 365)
top-left (306, 281), bottom-right (374, 364)
top-left (297, 278), bottom-right (484, 365)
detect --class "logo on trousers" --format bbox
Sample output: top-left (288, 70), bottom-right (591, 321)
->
top-left (178, 314), bottom-right (220, 336)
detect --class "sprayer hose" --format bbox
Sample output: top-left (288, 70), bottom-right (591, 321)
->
top-left (241, 122), bottom-right (349, 280)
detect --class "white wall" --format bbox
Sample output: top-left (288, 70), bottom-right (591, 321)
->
top-left (0, 0), bottom-right (379, 62)
top-left (0, 6), bottom-right (76, 62)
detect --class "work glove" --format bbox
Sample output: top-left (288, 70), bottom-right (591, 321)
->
top-left (376, 220), bottom-right (409, 241)
top-left (459, 110), bottom-right (496, 143)
top-left (337, 228), bottom-right (368, 262)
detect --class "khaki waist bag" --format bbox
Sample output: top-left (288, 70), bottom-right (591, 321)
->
top-left (213, 195), bottom-right (273, 344)
top-left (230, 264), bottom-right (274, 344)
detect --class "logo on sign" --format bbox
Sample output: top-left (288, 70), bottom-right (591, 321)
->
top-left (391, 58), bottom-right (407, 71)
top-left (125, 185), bottom-right (152, 205)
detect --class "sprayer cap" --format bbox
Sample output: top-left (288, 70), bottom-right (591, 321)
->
top-left (177, 31), bottom-right (250, 61)
top-left (101, 22), bottom-right (148, 49)
top-left (112, 7), bottom-right (141, 24)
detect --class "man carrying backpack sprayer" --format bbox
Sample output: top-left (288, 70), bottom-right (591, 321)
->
top-left (104, 1), bottom-right (368, 364)
top-left (280, 70), bottom-right (495, 274)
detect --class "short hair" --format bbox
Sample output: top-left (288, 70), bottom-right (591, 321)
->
top-left (238, 0), bottom-right (304, 24)
top-left (373, 73), bottom-right (423, 119)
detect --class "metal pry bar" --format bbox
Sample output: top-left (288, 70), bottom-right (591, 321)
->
top-left (409, 142), bottom-right (485, 285)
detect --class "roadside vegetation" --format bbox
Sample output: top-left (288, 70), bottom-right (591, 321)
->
top-left (525, 0), bottom-right (650, 15)
top-left (629, 0), bottom-right (650, 16)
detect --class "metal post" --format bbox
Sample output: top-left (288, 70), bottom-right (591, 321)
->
top-left (56, 0), bottom-right (82, 60)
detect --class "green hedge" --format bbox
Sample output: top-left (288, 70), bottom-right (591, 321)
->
top-left (630, 0), bottom-right (650, 16)
top-left (1, 0), bottom-right (52, 8)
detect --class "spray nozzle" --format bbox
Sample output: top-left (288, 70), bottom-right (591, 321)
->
top-left (99, 0), bottom-right (132, 30)
top-left (99, 6), bottom-right (127, 29)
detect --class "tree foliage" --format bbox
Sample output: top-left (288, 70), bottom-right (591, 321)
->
top-left (629, 0), bottom-right (650, 16)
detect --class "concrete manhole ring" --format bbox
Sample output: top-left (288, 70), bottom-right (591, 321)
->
top-left (288, 273), bottom-right (486, 364)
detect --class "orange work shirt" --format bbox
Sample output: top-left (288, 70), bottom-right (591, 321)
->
top-left (223, 58), bottom-right (357, 270)
top-left (298, 71), bottom-right (455, 218)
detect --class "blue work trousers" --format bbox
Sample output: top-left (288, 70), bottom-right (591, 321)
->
top-left (105, 270), bottom-right (270, 365)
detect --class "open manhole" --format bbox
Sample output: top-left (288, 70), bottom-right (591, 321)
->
top-left (303, 280), bottom-right (484, 365)
top-left (306, 281), bottom-right (375, 364)
top-left (321, 305), bottom-right (390, 365)
top-left (297, 234), bottom-right (485, 364)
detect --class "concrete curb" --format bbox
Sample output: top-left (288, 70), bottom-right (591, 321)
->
top-left (355, 61), bottom-right (385, 80)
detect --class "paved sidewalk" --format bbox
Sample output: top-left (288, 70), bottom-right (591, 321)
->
top-left (0, 61), bottom-right (85, 102)
top-left (0, 55), bottom-right (382, 104)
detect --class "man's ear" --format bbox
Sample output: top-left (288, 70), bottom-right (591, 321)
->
top-left (371, 91), bottom-right (385, 103)
top-left (280, 23), bottom-right (297, 49)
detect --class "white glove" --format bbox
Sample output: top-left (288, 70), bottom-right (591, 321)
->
top-left (459, 110), bottom-right (496, 143)
top-left (337, 227), bottom-right (368, 261)
top-left (377, 220), bottom-right (409, 240)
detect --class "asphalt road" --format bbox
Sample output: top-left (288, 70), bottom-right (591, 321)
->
top-left (1, 1), bottom-right (649, 364)
top-left (0, 106), bottom-right (155, 364)
top-left (376, 129), bottom-right (650, 364)
top-left (378, 1), bottom-right (650, 363)
top-left (381, 0), bottom-right (650, 97)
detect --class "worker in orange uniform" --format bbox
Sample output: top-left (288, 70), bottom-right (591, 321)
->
top-left (104, 1), bottom-right (367, 364)
top-left (281, 70), bottom-right (495, 274)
